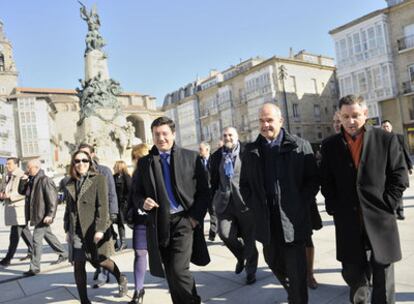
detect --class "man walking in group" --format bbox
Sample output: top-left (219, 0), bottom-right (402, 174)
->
top-left (240, 103), bottom-right (319, 303)
top-left (199, 141), bottom-right (217, 241)
top-left (381, 119), bottom-right (412, 220)
top-left (210, 127), bottom-right (258, 285)
top-left (321, 95), bottom-right (408, 303)
top-left (132, 116), bottom-right (210, 304)
top-left (18, 159), bottom-right (67, 276)
top-left (0, 157), bottom-right (32, 266)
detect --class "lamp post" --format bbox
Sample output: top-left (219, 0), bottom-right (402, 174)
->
top-left (279, 65), bottom-right (291, 132)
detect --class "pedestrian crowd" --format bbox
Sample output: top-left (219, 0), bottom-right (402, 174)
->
top-left (0, 94), bottom-right (412, 304)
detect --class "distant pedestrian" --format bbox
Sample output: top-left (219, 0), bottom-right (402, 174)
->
top-left (199, 141), bottom-right (217, 241)
top-left (64, 150), bottom-right (128, 304)
top-left (113, 160), bottom-right (132, 251)
top-left (18, 159), bottom-right (68, 276)
top-left (0, 157), bottom-right (32, 266)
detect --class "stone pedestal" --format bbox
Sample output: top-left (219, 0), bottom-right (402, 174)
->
top-left (84, 49), bottom-right (109, 81)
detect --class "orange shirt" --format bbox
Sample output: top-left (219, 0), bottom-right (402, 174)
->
top-left (343, 129), bottom-right (365, 169)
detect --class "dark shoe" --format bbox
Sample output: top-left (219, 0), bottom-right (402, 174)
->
top-left (51, 255), bottom-right (68, 265)
top-left (23, 269), bottom-right (40, 276)
top-left (397, 213), bottom-right (405, 220)
top-left (208, 232), bottom-right (216, 241)
top-left (246, 273), bottom-right (256, 285)
top-left (118, 275), bottom-right (128, 297)
top-left (307, 276), bottom-right (318, 289)
top-left (19, 253), bottom-right (32, 261)
top-left (235, 259), bottom-right (245, 274)
top-left (129, 289), bottom-right (145, 304)
top-left (0, 259), bottom-right (11, 266)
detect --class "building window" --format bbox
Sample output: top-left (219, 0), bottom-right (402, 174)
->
top-left (409, 64), bottom-right (414, 82)
top-left (312, 79), bottom-right (318, 94)
top-left (357, 71), bottom-right (368, 93)
top-left (0, 53), bottom-right (4, 72)
top-left (314, 104), bottom-right (321, 119)
top-left (292, 103), bottom-right (300, 118)
top-left (290, 76), bottom-right (297, 93)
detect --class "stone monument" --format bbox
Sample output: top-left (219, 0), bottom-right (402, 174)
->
top-left (75, 3), bottom-right (140, 166)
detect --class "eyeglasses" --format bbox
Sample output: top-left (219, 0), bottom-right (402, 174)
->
top-left (74, 159), bottom-right (90, 164)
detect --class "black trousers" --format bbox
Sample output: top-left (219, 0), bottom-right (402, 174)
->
top-left (342, 252), bottom-right (395, 304)
top-left (263, 200), bottom-right (308, 304)
top-left (3, 225), bottom-right (33, 261)
top-left (160, 213), bottom-right (200, 304)
top-left (207, 201), bottom-right (217, 238)
top-left (216, 199), bottom-right (258, 276)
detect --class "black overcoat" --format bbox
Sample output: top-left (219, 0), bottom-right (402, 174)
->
top-left (131, 144), bottom-right (210, 277)
top-left (320, 125), bottom-right (408, 264)
top-left (240, 131), bottom-right (319, 245)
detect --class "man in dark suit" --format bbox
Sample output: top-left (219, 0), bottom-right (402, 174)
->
top-left (320, 95), bottom-right (408, 304)
top-left (240, 103), bottom-right (319, 303)
top-left (199, 141), bottom-right (217, 241)
top-left (381, 119), bottom-right (412, 220)
top-left (210, 127), bottom-right (258, 285)
top-left (132, 116), bottom-right (210, 304)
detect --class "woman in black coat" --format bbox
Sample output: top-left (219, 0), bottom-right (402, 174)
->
top-left (127, 144), bottom-right (150, 304)
top-left (113, 160), bottom-right (132, 251)
top-left (64, 150), bottom-right (128, 304)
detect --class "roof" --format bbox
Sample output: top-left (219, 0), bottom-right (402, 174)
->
top-left (329, 8), bottom-right (387, 35)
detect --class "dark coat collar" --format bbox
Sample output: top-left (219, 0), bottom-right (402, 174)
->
top-left (250, 128), bottom-right (298, 155)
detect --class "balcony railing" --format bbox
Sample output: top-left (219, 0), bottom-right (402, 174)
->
top-left (398, 35), bottom-right (414, 52)
top-left (402, 81), bottom-right (414, 95)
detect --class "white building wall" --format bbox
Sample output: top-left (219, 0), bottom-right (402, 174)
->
top-left (0, 100), bottom-right (16, 160)
top-left (332, 13), bottom-right (397, 118)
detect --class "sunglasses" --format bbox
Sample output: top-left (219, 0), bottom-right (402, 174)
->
top-left (74, 159), bottom-right (90, 164)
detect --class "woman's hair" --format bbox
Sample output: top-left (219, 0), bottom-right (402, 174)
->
top-left (131, 143), bottom-right (150, 162)
top-left (69, 150), bottom-right (96, 180)
top-left (113, 160), bottom-right (130, 176)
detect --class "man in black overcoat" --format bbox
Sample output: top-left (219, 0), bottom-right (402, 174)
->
top-left (320, 95), bottom-right (408, 304)
top-left (240, 103), bottom-right (319, 304)
top-left (131, 116), bottom-right (210, 304)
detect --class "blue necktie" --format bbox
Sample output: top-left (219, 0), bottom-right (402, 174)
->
top-left (160, 153), bottom-right (179, 210)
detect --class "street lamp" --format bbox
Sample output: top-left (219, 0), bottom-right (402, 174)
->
top-left (278, 65), bottom-right (290, 132)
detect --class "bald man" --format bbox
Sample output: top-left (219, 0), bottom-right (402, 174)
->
top-left (18, 159), bottom-right (67, 276)
top-left (240, 103), bottom-right (319, 303)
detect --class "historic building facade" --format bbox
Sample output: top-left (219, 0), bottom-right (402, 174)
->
top-left (163, 52), bottom-right (338, 150)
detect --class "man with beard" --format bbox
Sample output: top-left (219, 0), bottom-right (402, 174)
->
top-left (210, 127), bottom-right (258, 285)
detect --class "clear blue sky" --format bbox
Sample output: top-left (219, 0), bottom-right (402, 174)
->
top-left (1, 0), bottom-right (385, 106)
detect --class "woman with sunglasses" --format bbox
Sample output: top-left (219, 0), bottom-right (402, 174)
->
top-left (63, 150), bottom-right (128, 304)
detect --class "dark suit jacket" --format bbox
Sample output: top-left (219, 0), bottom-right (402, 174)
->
top-left (320, 125), bottom-right (408, 264)
top-left (131, 144), bottom-right (210, 277)
top-left (18, 169), bottom-right (58, 226)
